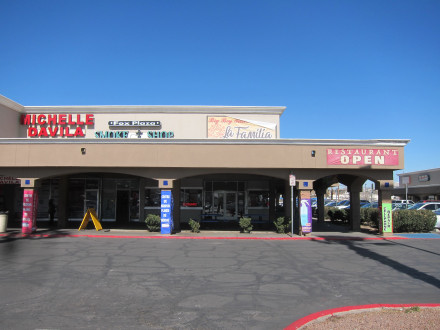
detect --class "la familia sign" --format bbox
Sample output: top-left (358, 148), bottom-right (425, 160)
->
top-left (207, 116), bottom-right (276, 139)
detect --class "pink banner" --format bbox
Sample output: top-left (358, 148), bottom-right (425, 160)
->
top-left (22, 189), bottom-right (38, 234)
top-left (327, 149), bottom-right (399, 166)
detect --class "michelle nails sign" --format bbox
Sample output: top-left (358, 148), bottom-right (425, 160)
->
top-left (327, 149), bottom-right (399, 166)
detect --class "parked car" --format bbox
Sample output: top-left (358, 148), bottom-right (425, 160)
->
top-left (336, 200), bottom-right (350, 209)
top-left (340, 201), bottom-right (370, 210)
top-left (408, 201), bottom-right (440, 211)
top-left (434, 209), bottom-right (440, 229)
top-left (324, 201), bottom-right (337, 207)
top-left (393, 200), bottom-right (414, 205)
top-left (392, 202), bottom-right (408, 211)
top-left (361, 202), bottom-right (378, 208)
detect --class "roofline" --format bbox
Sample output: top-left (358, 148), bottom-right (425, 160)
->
top-left (0, 138), bottom-right (410, 147)
top-left (397, 167), bottom-right (440, 176)
top-left (0, 94), bottom-right (286, 115)
top-left (23, 105), bottom-right (286, 115)
top-left (0, 94), bottom-right (25, 112)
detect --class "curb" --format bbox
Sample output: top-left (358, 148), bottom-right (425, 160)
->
top-left (0, 232), bottom-right (434, 240)
top-left (285, 303), bottom-right (440, 329)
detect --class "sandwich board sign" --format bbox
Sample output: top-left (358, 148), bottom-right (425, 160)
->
top-left (78, 208), bottom-right (103, 231)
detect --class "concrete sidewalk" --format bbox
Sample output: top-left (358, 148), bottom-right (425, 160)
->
top-left (2, 222), bottom-right (438, 240)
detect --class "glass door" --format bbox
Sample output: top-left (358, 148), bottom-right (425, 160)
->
top-left (213, 191), bottom-right (237, 221)
top-left (84, 189), bottom-right (99, 215)
top-left (224, 192), bottom-right (237, 219)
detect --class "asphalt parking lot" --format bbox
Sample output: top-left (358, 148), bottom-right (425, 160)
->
top-left (0, 234), bottom-right (439, 329)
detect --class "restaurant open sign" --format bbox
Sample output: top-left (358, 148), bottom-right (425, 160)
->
top-left (327, 149), bottom-right (399, 166)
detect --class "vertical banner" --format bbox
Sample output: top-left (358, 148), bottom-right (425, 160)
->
top-left (22, 189), bottom-right (38, 234)
top-left (300, 198), bottom-right (312, 234)
top-left (160, 190), bottom-right (173, 234)
top-left (380, 203), bottom-right (393, 234)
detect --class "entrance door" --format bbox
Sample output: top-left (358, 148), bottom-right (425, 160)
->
top-left (213, 191), bottom-right (237, 220)
top-left (84, 189), bottom-right (99, 214)
top-left (116, 190), bottom-right (130, 224)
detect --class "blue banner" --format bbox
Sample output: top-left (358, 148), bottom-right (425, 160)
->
top-left (160, 190), bottom-right (173, 234)
top-left (300, 198), bottom-right (312, 234)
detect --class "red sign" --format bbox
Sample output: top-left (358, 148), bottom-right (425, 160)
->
top-left (327, 149), bottom-right (399, 166)
top-left (21, 114), bottom-right (94, 138)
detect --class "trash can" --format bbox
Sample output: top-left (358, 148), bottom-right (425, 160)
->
top-left (0, 211), bottom-right (8, 233)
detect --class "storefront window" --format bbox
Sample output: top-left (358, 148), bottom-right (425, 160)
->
top-left (145, 188), bottom-right (161, 208)
top-left (204, 191), bottom-right (213, 212)
top-left (37, 179), bottom-right (59, 220)
top-left (86, 179), bottom-right (99, 190)
top-left (68, 179), bottom-right (86, 219)
top-left (102, 179), bottom-right (116, 221)
top-left (248, 190), bottom-right (270, 208)
top-left (130, 190), bottom-right (140, 220)
top-left (181, 188), bottom-right (202, 208)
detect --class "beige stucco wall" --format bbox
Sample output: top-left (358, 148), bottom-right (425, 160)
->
top-left (0, 141), bottom-right (405, 176)
top-left (0, 95), bottom-right (23, 138)
top-left (0, 96), bottom-right (408, 186)
top-left (18, 106), bottom-right (283, 139)
top-left (399, 168), bottom-right (440, 188)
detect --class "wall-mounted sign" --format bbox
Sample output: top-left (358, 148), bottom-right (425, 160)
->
top-left (94, 131), bottom-right (174, 139)
top-left (327, 149), bottom-right (399, 166)
top-left (289, 174), bottom-right (296, 187)
top-left (208, 116), bottom-right (276, 139)
top-left (108, 121), bottom-right (161, 128)
top-left (21, 114), bottom-right (94, 138)
top-left (0, 176), bottom-right (20, 184)
top-left (418, 174), bottom-right (430, 182)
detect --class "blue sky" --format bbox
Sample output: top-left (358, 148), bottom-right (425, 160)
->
top-left (1, 0), bottom-right (439, 178)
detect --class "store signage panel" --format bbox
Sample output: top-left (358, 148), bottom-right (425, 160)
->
top-left (0, 176), bottom-right (20, 184)
top-left (97, 119), bottom-right (174, 139)
top-left (20, 113), bottom-right (174, 139)
top-left (108, 121), bottom-right (161, 128)
top-left (418, 174), bottom-right (430, 182)
top-left (327, 149), bottom-right (399, 166)
top-left (21, 114), bottom-right (94, 138)
top-left (94, 130), bottom-right (174, 139)
top-left (208, 116), bottom-right (276, 139)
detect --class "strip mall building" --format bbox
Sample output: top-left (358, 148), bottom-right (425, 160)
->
top-left (0, 95), bottom-right (409, 234)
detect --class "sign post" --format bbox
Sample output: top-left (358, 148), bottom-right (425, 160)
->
top-left (160, 190), bottom-right (173, 234)
top-left (401, 176), bottom-right (410, 208)
top-left (289, 174), bottom-right (296, 236)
